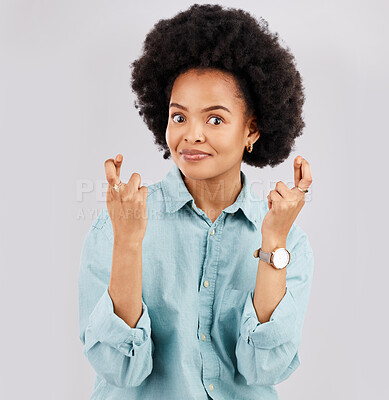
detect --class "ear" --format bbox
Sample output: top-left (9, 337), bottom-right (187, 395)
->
top-left (247, 116), bottom-right (260, 145)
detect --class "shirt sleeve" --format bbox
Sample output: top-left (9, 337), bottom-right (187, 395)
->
top-left (78, 212), bottom-right (154, 388)
top-left (235, 231), bottom-right (314, 386)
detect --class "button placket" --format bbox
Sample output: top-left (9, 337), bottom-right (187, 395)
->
top-left (197, 215), bottom-right (224, 381)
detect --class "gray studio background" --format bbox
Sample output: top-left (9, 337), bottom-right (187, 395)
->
top-left (1, 0), bottom-right (388, 399)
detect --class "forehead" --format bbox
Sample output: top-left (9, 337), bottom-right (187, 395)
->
top-left (170, 68), bottom-right (242, 107)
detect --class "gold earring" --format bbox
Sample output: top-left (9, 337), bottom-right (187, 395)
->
top-left (246, 143), bottom-right (253, 153)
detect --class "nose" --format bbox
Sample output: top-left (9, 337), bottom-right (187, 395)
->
top-left (184, 121), bottom-right (205, 143)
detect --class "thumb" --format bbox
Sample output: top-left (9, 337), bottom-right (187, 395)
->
top-left (139, 185), bottom-right (148, 200)
top-left (267, 194), bottom-right (272, 210)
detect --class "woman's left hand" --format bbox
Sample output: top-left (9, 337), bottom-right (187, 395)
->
top-left (261, 155), bottom-right (313, 246)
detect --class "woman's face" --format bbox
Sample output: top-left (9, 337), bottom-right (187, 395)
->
top-left (166, 68), bottom-right (259, 180)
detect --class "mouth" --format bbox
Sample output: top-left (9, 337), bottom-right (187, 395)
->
top-left (180, 153), bottom-right (212, 161)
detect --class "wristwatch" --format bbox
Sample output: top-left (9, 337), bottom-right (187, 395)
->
top-left (253, 247), bottom-right (291, 270)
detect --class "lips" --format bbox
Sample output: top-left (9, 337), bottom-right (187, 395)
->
top-left (179, 149), bottom-right (211, 155)
top-left (180, 153), bottom-right (211, 161)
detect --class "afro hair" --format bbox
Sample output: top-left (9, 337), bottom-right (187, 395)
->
top-left (130, 3), bottom-right (306, 168)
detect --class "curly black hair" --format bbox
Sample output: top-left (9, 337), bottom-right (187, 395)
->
top-left (130, 3), bottom-right (306, 168)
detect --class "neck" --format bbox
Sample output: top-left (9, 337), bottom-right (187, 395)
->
top-left (181, 165), bottom-right (243, 219)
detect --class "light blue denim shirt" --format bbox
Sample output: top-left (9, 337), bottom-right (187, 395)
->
top-left (78, 163), bottom-right (314, 400)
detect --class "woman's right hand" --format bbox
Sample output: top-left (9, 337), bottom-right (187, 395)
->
top-left (104, 154), bottom-right (148, 244)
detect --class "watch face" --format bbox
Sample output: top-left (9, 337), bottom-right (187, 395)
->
top-left (272, 248), bottom-right (290, 269)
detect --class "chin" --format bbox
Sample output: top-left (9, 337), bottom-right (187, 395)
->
top-left (178, 160), bottom-right (214, 180)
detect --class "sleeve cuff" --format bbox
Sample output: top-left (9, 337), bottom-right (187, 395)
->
top-left (240, 287), bottom-right (297, 349)
top-left (85, 287), bottom-right (152, 356)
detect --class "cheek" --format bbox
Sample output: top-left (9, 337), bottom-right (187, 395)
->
top-left (215, 132), bottom-right (242, 153)
top-left (165, 127), bottom-right (176, 147)
top-left (165, 128), bottom-right (183, 154)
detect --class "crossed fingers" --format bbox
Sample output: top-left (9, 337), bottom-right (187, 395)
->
top-left (267, 156), bottom-right (312, 208)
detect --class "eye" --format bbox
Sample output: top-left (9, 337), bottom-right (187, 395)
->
top-left (172, 113), bottom-right (185, 123)
top-left (209, 116), bottom-right (224, 125)
top-left (171, 113), bottom-right (224, 125)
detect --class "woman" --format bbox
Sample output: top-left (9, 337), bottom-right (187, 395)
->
top-left (78, 4), bottom-right (314, 399)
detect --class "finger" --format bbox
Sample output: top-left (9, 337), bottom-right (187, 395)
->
top-left (125, 172), bottom-right (142, 197)
top-left (104, 158), bottom-right (121, 187)
top-left (267, 190), bottom-right (280, 211)
top-left (274, 180), bottom-right (290, 199)
top-left (267, 189), bottom-right (282, 203)
top-left (266, 192), bottom-right (272, 210)
top-left (298, 158), bottom-right (313, 190)
top-left (139, 186), bottom-right (149, 202)
top-left (114, 154), bottom-right (123, 178)
top-left (294, 155), bottom-right (303, 187)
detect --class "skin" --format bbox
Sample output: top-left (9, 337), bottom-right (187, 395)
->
top-left (103, 67), bottom-right (313, 325)
top-left (166, 68), bottom-right (260, 223)
top-left (254, 156), bottom-right (312, 323)
top-left (166, 67), bottom-right (313, 322)
top-left (103, 158), bottom-right (148, 328)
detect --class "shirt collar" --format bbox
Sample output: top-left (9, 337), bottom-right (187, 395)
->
top-left (161, 163), bottom-right (258, 230)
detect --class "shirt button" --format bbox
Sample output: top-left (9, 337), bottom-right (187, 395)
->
top-left (209, 384), bottom-right (214, 391)
top-left (191, 203), bottom-right (195, 209)
top-left (203, 280), bottom-right (209, 288)
top-left (202, 334), bottom-right (206, 341)
top-left (231, 212), bottom-right (235, 216)
top-left (210, 229), bottom-right (215, 235)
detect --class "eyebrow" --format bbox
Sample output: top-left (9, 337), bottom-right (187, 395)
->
top-left (169, 102), bottom-right (231, 114)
